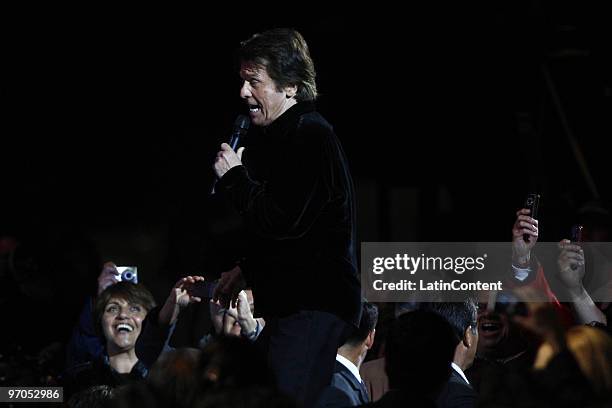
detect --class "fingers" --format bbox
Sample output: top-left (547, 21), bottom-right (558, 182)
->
top-left (560, 250), bottom-right (584, 261)
top-left (558, 240), bottom-right (584, 263)
top-left (513, 213), bottom-right (537, 226)
top-left (512, 216), bottom-right (539, 243)
top-left (172, 276), bottom-right (205, 307)
top-left (215, 144), bottom-right (241, 162)
top-left (209, 299), bottom-right (223, 313)
top-left (175, 275), bottom-right (205, 289)
top-left (513, 226), bottom-right (538, 238)
top-left (225, 307), bottom-right (238, 319)
top-left (98, 262), bottom-right (120, 295)
top-left (558, 240), bottom-right (582, 252)
top-left (231, 292), bottom-right (240, 309)
top-left (101, 262), bottom-right (119, 277)
top-left (516, 208), bottom-right (533, 217)
top-left (514, 221), bottom-right (538, 233)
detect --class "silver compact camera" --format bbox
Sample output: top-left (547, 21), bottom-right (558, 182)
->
top-left (116, 266), bottom-right (138, 284)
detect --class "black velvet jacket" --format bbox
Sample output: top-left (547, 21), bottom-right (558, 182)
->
top-left (217, 102), bottom-right (361, 325)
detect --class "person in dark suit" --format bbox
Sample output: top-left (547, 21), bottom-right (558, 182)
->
top-left (359, 301), bottom-right (479, 407)
top-left (316, 303), bottom-right (378, 407)
top-left (420, 301), bottom-right (479, 408)
top-left (435, 367), bottom-right (475, 408)
top-left (358, 310), bottom-right (457, 408)
top-left (212, 28), bottom-right (361, 408)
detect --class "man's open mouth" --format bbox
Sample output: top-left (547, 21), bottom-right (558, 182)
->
top-left (479, 320), bottom-right (501, 333)
top-left (248, 103), bottom-right (261, 113)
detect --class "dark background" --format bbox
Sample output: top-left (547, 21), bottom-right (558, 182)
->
top-left (1, 2), bottom-right (611, 352)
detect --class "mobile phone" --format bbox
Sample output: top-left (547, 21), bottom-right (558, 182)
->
top-left (190, 281), bottom-right (218, 299)
top-left (523, 193), bottom-right (540, 242)
top-left (571, 224), bottom-right (584, 243)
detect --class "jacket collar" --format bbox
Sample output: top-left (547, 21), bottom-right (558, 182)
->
top-left (261, 101), bottom-right (316, 137)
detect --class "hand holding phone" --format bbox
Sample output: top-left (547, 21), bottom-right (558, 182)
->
top-left (523, 193), bottom-right (540, 242)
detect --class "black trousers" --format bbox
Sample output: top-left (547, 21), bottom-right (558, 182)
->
top-left (257, 311), bottom-right (349, 408)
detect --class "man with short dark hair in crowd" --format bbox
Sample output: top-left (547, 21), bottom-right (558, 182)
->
top-left (420, 301), bottom-right (479, 408)
top-left (212, 28), bottom-right (361, 407)
top-left (363, 310), bottom-right (457, 407)
top-left (316, 302), bottom-right (378, 407)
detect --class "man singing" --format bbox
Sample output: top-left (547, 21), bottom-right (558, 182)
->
top-left (212, 28), bottom-right (361, 407)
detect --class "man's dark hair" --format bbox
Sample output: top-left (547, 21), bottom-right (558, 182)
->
top-left (419, 299), bottom-right (478, 343)
top-left (93, 282), bottom-right (157, 336)
top-left (344, 302), bottom-right (378, 347)
top-left (237, 28), bottom-right (317, 102)
top-left (385, 310), bottom-right (456, 395)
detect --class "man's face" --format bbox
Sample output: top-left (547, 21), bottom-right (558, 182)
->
top-left (102, 297), bottom-right (147, 353)
top-left (239, 62), bottom-right (297, 127)
top-left (477, 304), bottom-right (509, 354)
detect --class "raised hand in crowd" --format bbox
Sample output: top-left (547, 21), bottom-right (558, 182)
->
top-left (159, 275), bottom-right (205, 326)
top-left (97, 261), bottom-right (120, 296)
top-left (557, 240), bottom-right (606, 325)
top-left (213, 264), bottom-right (246, 309)
top-left (557, 239), bottom-right (585, 294)
top-left (209, 290), bottom-right (264, 340)
top-left (512, 208), bottom-right (539, 268)
top-left (225, 290), bottom-right (264, 339)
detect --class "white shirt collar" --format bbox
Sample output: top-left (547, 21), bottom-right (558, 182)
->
top-left (451, 362), bottom-right (469, 385)
top-left (336, 354), bottom-right (363, 383)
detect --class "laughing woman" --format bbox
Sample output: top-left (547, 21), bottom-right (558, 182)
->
top-left (63, 276), bottom-right (203, 396)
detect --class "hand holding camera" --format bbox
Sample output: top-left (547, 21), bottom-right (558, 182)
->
top-left (97, 262), bottom-right (120, 296)
top-left (97, 262), bottom-right (139, 296)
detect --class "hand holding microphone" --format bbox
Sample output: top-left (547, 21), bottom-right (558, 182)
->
top-left (214, 143), bottom-right (246, 177)
top-left (211, 115), bottom-right (250, 193)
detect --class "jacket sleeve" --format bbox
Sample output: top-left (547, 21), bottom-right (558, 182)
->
top-left (314, 385), bottom-right (354, 408)
top-left (65, 297), bottom-right (104, 370)
top-left (135, 306), bottom-right (176, 368)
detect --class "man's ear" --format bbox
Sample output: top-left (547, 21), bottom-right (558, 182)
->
top-left (285, 84), bottom-right (298, 98)
top-left (463, 326), bottom-right (475, 348)
top-left (365, 329), bottom-right (376, 349)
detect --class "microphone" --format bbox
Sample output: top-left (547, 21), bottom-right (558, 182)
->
top-left (211, 115), bottom-right (251, 194)
top-left (228, 114), bottom-right (251, 151)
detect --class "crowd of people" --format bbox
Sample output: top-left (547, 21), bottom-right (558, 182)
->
top-left (2, 27), bottom-right (611, 408)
